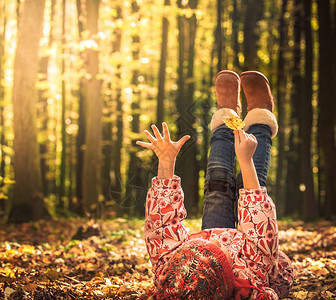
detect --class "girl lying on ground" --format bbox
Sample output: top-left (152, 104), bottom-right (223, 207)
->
top-left (137, 71), bottom-right (294, 299)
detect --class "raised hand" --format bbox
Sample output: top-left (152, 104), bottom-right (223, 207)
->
top-left (234, 129), bottom-right (258, 165)
top-left (234, 129), bottom-right (260, 189)
top-left (136, 122), bottom-right (190, 179)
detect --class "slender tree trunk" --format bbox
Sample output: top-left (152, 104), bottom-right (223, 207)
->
top-left (101, 6), bottom-right (122, 212)
top-left (275, 0), bottom-right (288, 216)
top-left (243, 0), bottom-right (263, 70)
top-left (301, 0), bottom-right (317, 220)
top-left (0, 0), bottom-right (7, 218)
top-left (242, 0), bottom-right (264, 116)
top-left (201, 47), bottom-right (215, 178)
top-left (59, 0), bottom-right (67, 209)
top-left (317, 0), bottom-right (336, 219)
top-left (285, 0), bottom-right (302, 215)
top-left (175, 0), bottom-right (199, 216)
top-left (216, 0), bottom-right (223, 72)
top-left (333, 0), bottom-right (336, 123)
top-left (101, 106), bottom-right (112, 209)
top-left (109, 6), bottom-right (123, 216)
top-left (232, 0), bottom-right (240, 69)
top-left (125, 0), bottom-right (145, 217)
top-left (156, 0), bottom-right (170, 127)
top-left (38, 0), bottom-right (55, 198)
top-left (83, 0), bottom-right (102, 216)
top-left (9, 0), bottom-right (49, 223)
top-left (75, 0), bottom-right (86, 216)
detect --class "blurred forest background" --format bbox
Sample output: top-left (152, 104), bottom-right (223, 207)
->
top-left (0, 0), bottom-right (335, 224)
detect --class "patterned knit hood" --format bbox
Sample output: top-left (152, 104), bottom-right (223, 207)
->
top-left (152, 238), bottom-right (235, 299)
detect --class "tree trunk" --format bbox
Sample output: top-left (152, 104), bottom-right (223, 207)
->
top-left (0, 0), bottom-right (7, 218)
top-left (333, 0), bottom-right (336, 123)
top-left (285, 0), bottom-right (302, 215)
top-left (59, 0), bottom-right (67, 210)
top-left (75, 0), bottom-right (86, 216)
top-left (216, 0), bottom-right (223, 72)
top-left (317, 0), bottom-right (336, 219)
top-left (109, 6), bottom-right (123, 216)
top-left (243, 0), bottom-right (263, 70)
top-left (9, 0), bottom-right (49, 223)
top-left (82, 0), bottom-right (102, 216)
top-left (232, 0), bottom-right (240, 69)
top-left (102, 4), bottom-right (122, 213)
top-left (242, 0), bottom-right (264, 116)
top-left (300, 0), bottom-right (317, 220)
top-left (175, 0), bottom-right (199, 216)
top-left (125, 0), bottom-right (145, 217)
top-left (38, 0), bottom-right (56, 198)
top-left (275, 0), bottom-right (288, 217)
top-left (156, 0), bottom-right (170, 127)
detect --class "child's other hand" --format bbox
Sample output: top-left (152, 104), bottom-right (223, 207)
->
top-left (136, 122), bottom-right (190, 164)
top-left (234, 130), bottom-right (257, 165)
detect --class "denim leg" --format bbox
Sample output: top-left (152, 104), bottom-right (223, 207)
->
top-left (236, 124), bottom-right (272, 191)
top-left (202, 124), bottom-right (236, 230)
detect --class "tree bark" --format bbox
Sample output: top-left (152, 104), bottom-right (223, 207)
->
top-left (0, 0), bottom-right (7, 218)
top-left (125, 0), bottom-right (145, 217)
top-left (9, 0), bottom-right (49, 223)
top-left (38, 0), bottom-right (56, 198)
top-left (285, 0), bottom-right (302, 215)
top-left (216, 0), bottom-right (223, 72)
top-left (242, 0), bottom-right (264, 116)
top-left (232, 0), bottom-right (240, 69)
top-left (75, 0), bottom-right (86, 216)
top-left (156, 0), bottom-right (170, 127)
top-left (102, 5), bottom-right (123, 213)
top-left (301, 0), bottom-right (317, 220)
top-left (317, 0), bottom-right (336, 219)
top-left (175, 0), bottom-right (199, 216)
top-left (59, 0), bottom-right (67, 209)
top-left (275, 0), bottom-right (288, 217)
top-left (82, 0), bottom-right (102, 216)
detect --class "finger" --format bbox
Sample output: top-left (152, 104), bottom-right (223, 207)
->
top-left (241, 130), bottom-right (248, 141)
top-left (162, 122), bottom-right (171, 141)
top-left (176, 135), bottom-right (190, 149)
top-left (234, 129), bottom-right (242, 143)
top-left (144, 130), bottom-right (156, 144)
top-left (136, 141), bottom-right (153, 149)
top-left (247, 133), bottom-right (257, 143)
top-left (151, 124), bottom-right (163, 141)
top-left (250, 133), bottom-right (257, 141)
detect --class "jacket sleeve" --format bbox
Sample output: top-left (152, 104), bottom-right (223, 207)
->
top-left (237, 188), bottom-right (279, 260)
top-left (144, 176), bottom-right (189, 271)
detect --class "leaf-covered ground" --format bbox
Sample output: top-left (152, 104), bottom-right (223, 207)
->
top-left (0, 218), bottom-right (335, 299)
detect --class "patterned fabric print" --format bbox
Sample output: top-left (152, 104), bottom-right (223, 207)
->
top-left (145, 177), bottom-right (294, 299)
top-left (154, 239), bottom-right (234, 299)
top-left (145, 176), bottom-right (189, 279)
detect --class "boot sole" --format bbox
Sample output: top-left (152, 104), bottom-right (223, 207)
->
top-left (215, 70), bottom-right (241, 114)
top-left (215, 70), bottom-right (240, 81)
top-left (240, 71), bottom-right (274, 112)
top-left (240, 71), bottom-right (270, 86)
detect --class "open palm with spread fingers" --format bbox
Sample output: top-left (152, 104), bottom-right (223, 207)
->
top-left (136, 122), bottom-right (190, 163)
top-left (136, 122), bottom-right (190, 179)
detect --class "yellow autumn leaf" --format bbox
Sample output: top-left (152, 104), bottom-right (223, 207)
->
top-left (223, 115), bottom-right (245, 130)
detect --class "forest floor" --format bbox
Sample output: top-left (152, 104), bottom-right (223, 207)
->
top-left (0, 218), bottom-right (335, 299)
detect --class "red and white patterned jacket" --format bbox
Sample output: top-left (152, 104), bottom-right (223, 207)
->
top-left (145, 176), bottom-right (294, 299)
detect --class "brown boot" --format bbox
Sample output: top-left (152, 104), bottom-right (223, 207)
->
top-left (215, 70), bottom-right (241, 115)
top-left (240, 71), bottom-right (274, 112)
top-left (241, 71), bottom-right (278, 138)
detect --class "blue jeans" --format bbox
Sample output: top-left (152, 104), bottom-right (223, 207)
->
top-left (202, 123), bottom-right (272, 230)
